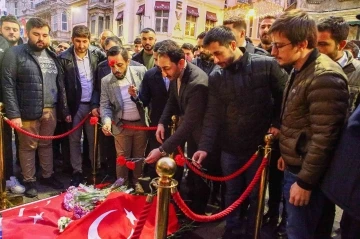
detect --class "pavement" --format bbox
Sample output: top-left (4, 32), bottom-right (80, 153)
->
top-left (6, 159), bottom-right (342, 239)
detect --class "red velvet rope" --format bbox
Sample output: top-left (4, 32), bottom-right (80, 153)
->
top-left (3, 114), bottom-right (91, 140)
top-left (130, 197), bottom-right (154, 239)
top-left (177, 146), bottom-right (259, 182)
top-left (172, 156), bottom-right (268, 222)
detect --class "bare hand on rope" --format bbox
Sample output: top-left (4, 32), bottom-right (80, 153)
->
top-left (102, 123), bottom-right (112, 136)
top-left (156, 124), bottom-right (165, 144)
top-left (192, 150), bottom-right (208, 169)
top-left (11, 118), bottom-right (22, 128)
top-left (289, 182), bottom-right (312, 206)
top-left (91, 108), bottom-right (100, 117)
top-left (145, 148), bottom-right (162, 164)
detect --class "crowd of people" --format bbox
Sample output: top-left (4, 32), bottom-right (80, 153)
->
top-left (0, 8), bottom-right (360, 239)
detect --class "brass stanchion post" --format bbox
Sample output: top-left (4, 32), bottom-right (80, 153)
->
top-left (254, 134), bottom-right (273, 239)
top-left (154, 157), bottom-right (178, 239)
top-left (169, 116), bottom-right (178, 159)
top-left (92, 122), bottom-right (98, 185)
top-left (0, 103), bottom-right (7, 209)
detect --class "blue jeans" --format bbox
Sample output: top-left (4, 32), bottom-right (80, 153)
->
top-left (221, 150), bottom-right (261, 236)
top-left (283, 170), bottom-right (326, 239)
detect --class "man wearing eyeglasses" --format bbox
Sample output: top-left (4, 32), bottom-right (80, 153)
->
top-left (192, 26), bottom-right (287, 238)
top-left (269, 10), bottom-right (349, 238)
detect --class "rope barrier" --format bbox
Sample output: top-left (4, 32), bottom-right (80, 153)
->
top-left (3, 114), bottom-right (91, 140)
top-left (171, 155), bottom-right (268, 222)
top-left (177, 146), bottom-right (259, 182)
top-left (131, 195), bottom-right (154, 239)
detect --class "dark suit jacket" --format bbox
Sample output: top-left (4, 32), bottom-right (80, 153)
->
top-left (159, 62), bottom-right (208, 153)
top-left (136, 66), bottom-right (169, 126)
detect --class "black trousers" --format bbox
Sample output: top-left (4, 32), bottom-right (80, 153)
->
top-left (341, 212), bottom-right (360, 239)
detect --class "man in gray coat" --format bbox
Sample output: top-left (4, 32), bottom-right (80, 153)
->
top-left (100, 46), bottom-right (147, 194)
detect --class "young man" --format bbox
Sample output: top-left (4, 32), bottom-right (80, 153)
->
top-left (132, 28), bottom-right (156, 69)
top-left (192, 26), bottom-right (286, 238)
top-left (100, 46), bottom-right (147, 194)
top-left (58, 25), bottom-right (106, 186)
top-left (133, 37), bottom-right (143, 54)
top-left (2, 18), bottom-right (70, 197)
top-left (223, 16), bottom-right (268, 55)
top-left (269, 10), bottom-right (349, 238)
top-left (0, 15), bottom-right (24, 194)
top-left (181, 43), bottom-right (194, 62)
top-left (258, 15), bottom-right (277, 53)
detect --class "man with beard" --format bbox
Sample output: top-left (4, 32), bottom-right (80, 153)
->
top-left (145, 40), bottom-right (210, 214)
top-left (192, 26), bottom-right (287, 238)
top-left (2, 17), bottom-right (70, 197)
top-left (58, 25), bottom-right (106, 187)
top-left (0, 15), bottom-right (25, 194)
top-left (132, 28), bottom-right (156, 69)
top-left (100, 46), bottom-right (147, 194)
top-left (192, 31), bottom-right (220, 75)
top-left (223, 16), bottom-right (268, 55)
top-left (258, 15), bottom-right (276, 53)
top-left (99, 29), bottom-right (115, 50)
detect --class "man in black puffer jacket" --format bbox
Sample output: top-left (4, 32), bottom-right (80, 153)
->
top-left (192, 26), bottom-right (287, 238)
top-left (2, 18), bottom-right (70, 198)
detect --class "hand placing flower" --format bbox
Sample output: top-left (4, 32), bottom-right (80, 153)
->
top-left (175, 154), bottom-right (186, 167)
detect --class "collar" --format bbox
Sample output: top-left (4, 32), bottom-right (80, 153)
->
top-left (297, 48), bottom-right (319, 72)
top-left (336, 52), bottom-right (348, 68)
top-left (178, 61), bottom-right (187, 81)
top-left (74, 49), bottom-right (89, 60)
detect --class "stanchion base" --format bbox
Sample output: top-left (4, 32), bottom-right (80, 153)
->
top-left (7, 195), bottom-right (24, 207)
top-left (86, 174), bottom-right (104, 186)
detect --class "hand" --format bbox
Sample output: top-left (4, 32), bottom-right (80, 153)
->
top-left (91, 108), bottom-right (100, 117)
top-left (102, 123), bottom-right (112, 136)
top-left (268, 127), bottom-right (280, 138)
top-left (145, 148), bottom-right (162, 164)
top-left (128, 85), bottom-right (138, 97)
top-left (65, 115), bottom-right (72, 123)
top-left (11, 118), bottom-right (22, 128)
top-left (289, 182), bottom-right (312, 206)
top-left (192, 150), bottom-right (208, 169)
top-left (155, 124), bottom-right (165, 144)
top-left (277, 157), bottom-right (285, 171)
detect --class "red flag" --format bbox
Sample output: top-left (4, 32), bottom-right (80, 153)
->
top-left (58, 192), bottom-right (179, 239)
top-left (1, 194), bottom-right (72, 239)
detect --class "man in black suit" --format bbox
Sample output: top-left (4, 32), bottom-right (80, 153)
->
top-left (145, 40), bottom-right (210, 214)
top-left (129, 40), bottom-right (170, 179)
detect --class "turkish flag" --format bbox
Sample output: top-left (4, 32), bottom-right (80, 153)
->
top-left (58, 192), bottom-right (179, 239)
top-left (1, 194), bottom-right (72, 239)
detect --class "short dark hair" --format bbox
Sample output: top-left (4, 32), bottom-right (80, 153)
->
top-left (223, 16), bottom-right (246, 31)
top-left (203, 26), bottom-right (236, 47)
top-left (153, 41), bottom-right (163, 52)
top-left (192, 45), bottom-right (199, 54)
top-left (134, 37), bottom-right (141, 44)
top-left (345, 41), bottom-right (360, 58)
top-left (268, 9), bottom-right (317, 49)
top-left (140, 28), bottom-right (156, 34)
top-left (26, 17), bottom-right (51, 33)
top-left (317, 16), bottom-right (349, 44)
top-left (157, 40), bottom-right (184, 63)
top-left (107, 46), bottom-right (129, 61)
top-left (104, 36), bottom-right (123, 47)
top-left (261, 15), bottom-right (277, 21)
top-left (0, 15), bottom-right (20, 29)
top-left (181, 43), bottom-right (194, 51)
top-left (197, 31), bottom-right (207, 40)
top-left (72, 25), bottom-right (91, 39)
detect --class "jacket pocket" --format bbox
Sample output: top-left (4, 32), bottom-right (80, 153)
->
top-left (295, 131), bottom-right (308, 159)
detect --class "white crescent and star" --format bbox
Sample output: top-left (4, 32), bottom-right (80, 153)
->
top-left (29, 212), bottom-right (44, 224)
top-left (124, 208), bottom-right (138, 225)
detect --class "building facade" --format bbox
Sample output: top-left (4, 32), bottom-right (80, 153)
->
top-left (113, 0), bottom-right (225, 46)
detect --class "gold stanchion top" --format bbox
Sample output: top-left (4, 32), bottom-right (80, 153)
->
top-left (264, 134), bottom-right (274, 146)
top-left (0, 102), bottom-right (3, 112)
top-left (156, 157), bottom-right (177, 178)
